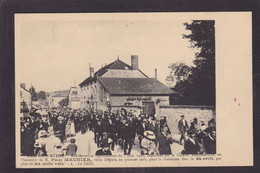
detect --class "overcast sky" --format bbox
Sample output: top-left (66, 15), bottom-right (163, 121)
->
top-left (16, 13), bottom-right (196, 92)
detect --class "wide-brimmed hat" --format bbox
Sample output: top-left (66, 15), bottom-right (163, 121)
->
top-left (38, 130), bottom-right (48, 137)
top-left (143, 130), bottom-right (156, 140)
top-left (57, 116), bottom-right (64, 121)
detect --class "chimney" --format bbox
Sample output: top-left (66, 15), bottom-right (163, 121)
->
top-left (131, 55), bottom-right (139, 70)
top-left (155, 68), bottom-right (157, 80)
top-left (89, 63), bottom-right (92, 77)
top-left (20, 83), bottom-right (26, 89)
top-left (91, 67), bottom-right (94, 77)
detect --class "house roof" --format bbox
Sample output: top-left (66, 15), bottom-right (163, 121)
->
top-left (52, 90), bottom-right (70, 97)
top-left (99, 77), bottom-right (175, 95)
top-left (79, 59), bottom-right (148, 86)
top-left (20, 86), bottom-right (32, 94)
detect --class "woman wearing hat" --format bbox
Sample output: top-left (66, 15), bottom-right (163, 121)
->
top-left (54, 116), bottom-right (66, 143)
top-left (141, 131), bottom-right (159, 155)
top-left (34, 130), bottom-right (48, 156)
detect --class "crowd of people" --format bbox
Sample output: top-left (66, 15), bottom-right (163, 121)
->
top-left (20, 107), bottom-right (216, 157)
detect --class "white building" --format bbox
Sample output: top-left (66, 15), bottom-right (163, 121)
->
top-left (20, 83), bottom-right (32, 113)
top-left (79, 55), bottom-right (175, 115)
top-left (68, 86), bottom-right (81, 109)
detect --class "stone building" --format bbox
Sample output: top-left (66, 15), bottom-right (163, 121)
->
top-left (79, 55), bottom-right (175, 115)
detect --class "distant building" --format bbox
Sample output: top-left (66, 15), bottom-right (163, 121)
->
top-left (79, 55), bottom-right (175, 115)
top-left (68, 86), bottom-right (81, 109)
top-left (46, 90), bottom-right (69, 107)
top-left (20, 83), bottom-right (32, 113)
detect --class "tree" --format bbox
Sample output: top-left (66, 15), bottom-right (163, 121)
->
top-left (29, 86), bottom-right (37, 101)
top-left (167, 20), bottom-right (215, 105)
top-left (59, 97), bottom-right (69, 107)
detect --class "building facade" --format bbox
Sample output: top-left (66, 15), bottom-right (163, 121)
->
top-left (20, 83), bottom-right (32, 113)
top-left (46, 90), bottom-right (69, 107)
top-left (68, 87), bottom-right (81, 109)
top-left (79, 55), bottom-right (175, 115)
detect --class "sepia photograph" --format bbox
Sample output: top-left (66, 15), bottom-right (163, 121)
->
top-left (15, 12), bottom-right (252, 168)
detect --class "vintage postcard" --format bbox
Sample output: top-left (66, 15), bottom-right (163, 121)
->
top-left (15, 12), bottom-right (253, 168)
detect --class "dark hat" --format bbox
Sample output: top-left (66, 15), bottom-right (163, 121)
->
top-left (70, 138), bottom-right (76, 143)
top-left (181, 115), bottom-right (185, 117)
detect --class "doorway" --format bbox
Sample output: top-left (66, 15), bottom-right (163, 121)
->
top-left (142, 101), bottom-right (155, 116)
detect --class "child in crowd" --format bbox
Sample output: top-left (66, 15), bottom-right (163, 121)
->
top-left (66, 138), bottom-right (77, 156)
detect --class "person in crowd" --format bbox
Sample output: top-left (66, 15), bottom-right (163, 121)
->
top-left (34, 130), bottom-right (48, 156)
top-left (136, 119), bottom-right (147, 147)
top-left (182, 130), bottom-right (203, 154)
top-left (178, 115), bottom-right (189, 145)
top-left (21, 106), bottom-right (217, 156)
top-left (65, 118), bottom-right (72, 137)
top-left (204, 119), bottom-right (216, 134)
top-left (21, 120), bottom-right (35, 156)
top-left (54, 116), bottom-right (66, 143)
top-left (121, 119), bottom-right (133, 155)
top-left (94, 118), bottom-right (103, 148)
top-left (190, 118), bottom-right (198, 132)
top-left (140, 130), bottom-right (159, 155)
top-left (203, 130), bottom-right (216, 154)
top-left (157, 124), bottom-right (174, 155)
top-left (114, 115), bottom-right (122, 146)
top-left (80, 113), bottom-right (87, 134)
top-left (66, 138), bottom-right (78, 156)
top-left (95, 138), bottom-right (112, 156)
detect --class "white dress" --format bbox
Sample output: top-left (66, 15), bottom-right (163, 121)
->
top-left (70, 121), bottom-right (76, 136)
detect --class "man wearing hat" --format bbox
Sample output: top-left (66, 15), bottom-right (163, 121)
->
top-left (94, 119), bottom-right (103, 147)
top-left (95, 138), bottom-right (112, 155)
top-left (178, 115), bottom-right (189, 145)
top-left (157, 124), bottom-right (174, 155)
top-left (121, 119), bottom-right (133, 155)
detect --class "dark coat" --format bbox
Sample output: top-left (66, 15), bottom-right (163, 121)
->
top-left (178, 119), bottom-right (189, 133)
top-left (157, 132), bottom-right (173, 155)
top-left (66, 144), bottom-right (78, 156)
top-left (136, 123), bottom-right (147, 136)
top-left (203, 135), bottom-right (216, 154)
top-left (183, 138), bottom-right (201, 154)
top-left (121, 125), bottom-right (133, 142)
top-left (95, 149), bottom-right (112, 155)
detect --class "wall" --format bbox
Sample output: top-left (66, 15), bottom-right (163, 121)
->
top-left (158, 105), bottom-right (216, 134)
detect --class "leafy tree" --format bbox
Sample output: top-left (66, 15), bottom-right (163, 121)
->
top-left (167, 20), bottom-right (215, 105)
top-left (59, 97), bottom-right (69, 107)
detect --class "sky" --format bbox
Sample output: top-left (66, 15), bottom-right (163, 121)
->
top-left (15, 13), bottom-right (196, 92)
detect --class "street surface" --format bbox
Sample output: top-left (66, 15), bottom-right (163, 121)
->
top-left (43, 129), bottom-right (184, 156)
